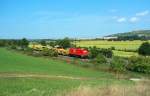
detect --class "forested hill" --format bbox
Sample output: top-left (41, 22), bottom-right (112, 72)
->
top-left (106, 30), bottom-right (150, 40)
top-left (108, 30), bottom-right (150, 37)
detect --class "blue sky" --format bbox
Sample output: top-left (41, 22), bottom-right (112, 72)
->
top-left (0, 0), bottom-right (150, 39)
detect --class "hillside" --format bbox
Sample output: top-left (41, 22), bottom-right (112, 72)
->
top-left (0, 48), bottom-right (149, 96)
top-left (107, 30), bottom-right (150, 37)
top-left (0, 48), bottom-right (129, 96)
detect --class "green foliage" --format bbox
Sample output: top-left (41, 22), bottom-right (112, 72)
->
top-left (110, 46), bottom-right (115, 50)
top-left (89, 46), bottom-right (98, 58)
top-left (0, 40), bottom-right (6, 47)
top-left (89, 46), bottom-right (113, 59)
top-left (93, 54), bottom-right (107, 65)
top-left (127, 56), bottom-right (150, 73)
top-left (110, 57), bottom-right (126, 72)
top-left (56, 37), bottom-right (71, 49)
top-left (20, 38), bottom-right (29, 48)
top-left (40, 40), bottom-right (46, 46)
top-left (8, 38), bottom-right (29, 50)
top-left (138, 42), bottom-right (150, 56)
top-left (49, 41), bottom-right (56, 47)
top-left (101, 48), bottom-right (113, 58)
top-left (10, 45), bottom-right (17, 49)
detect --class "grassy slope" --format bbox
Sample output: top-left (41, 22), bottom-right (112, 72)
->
top-left (0, 48), bottom-right (112, 78)
top-left (0, 48), bottom-right (133, 96)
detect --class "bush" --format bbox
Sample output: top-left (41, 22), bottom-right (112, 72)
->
top-left (10, 45), bottom-right (17, 49)
top-left (110, 46), bottom-right (115, 50)
top-left (20, 38), bottom-right (29, 49)
top-left (40, 40), bottom-right (46, 46)
top-left (110, 57), bottom-right (126, 72)
top-left (92, 54), bottom-right (107, 65)
top-left (100, 48), bottom-right (113, 58)
top-left (0, 40), bottom-right (6, 47)
top-left (56, 37), bottom-right (71, 49)
top-left (127, 56), bottom-right (150, 73)
top-left (89, 46), bottom-right (113, 59)
top-left (138, 42), bottom-right (150, 56)
top-left (89, 46), bottom-right (99, 59)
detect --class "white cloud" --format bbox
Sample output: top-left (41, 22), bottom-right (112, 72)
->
top-left (117, 17), bottom-right (126, 23)
top-left (129, 17), bottom-right (139, 23)
top-left (136, 10), bottom-right (149, 16)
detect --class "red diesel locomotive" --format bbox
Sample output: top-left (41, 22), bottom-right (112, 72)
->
top-left (69, 48), bottom-right (89, 58)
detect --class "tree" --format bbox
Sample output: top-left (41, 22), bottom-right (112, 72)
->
top-left (89, 46), bottom-right (113, 59)
top-left (110, 57), bottom-right (126, 72)
top-left (56, 37), bottom-right (71, 49)
top-left (20, 38), bottom-right (29, 48)
top-left (0, 40), bottom-right (6, 47)
top-left (40, 40), bottom-right (46, 46)
top-left (93, 54), bottom-right (107, 64)
top-left (49, 41), bottom-right (56, 47)
top-left (138, 42), bottom-right (150, 56)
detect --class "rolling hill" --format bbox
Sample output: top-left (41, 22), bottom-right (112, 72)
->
top-left (107, 30), bottom-right (150, 37)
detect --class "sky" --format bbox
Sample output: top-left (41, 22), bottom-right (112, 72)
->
top-left (0, 0), bottom-right (150, 39)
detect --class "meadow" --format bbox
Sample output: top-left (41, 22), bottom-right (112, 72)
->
top-left (76, 40), bottom-right (150, 50)
top-left (76, 40), bottom-right (150, 57)
top-left (0, 48), bottom-right (146, 96)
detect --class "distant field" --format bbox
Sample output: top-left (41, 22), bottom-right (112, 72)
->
top-left (113, 50), bottom-right (138, 57)
top-left (76, 40), bottom-right (150, 57)
top-left (76, 40), bottom-right (150, 51)
top-left (0, 48), bottom-right (134, 96)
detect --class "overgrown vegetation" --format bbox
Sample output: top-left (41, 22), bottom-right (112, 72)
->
top-left (58, 81), bottom-right (150, 96)
top-left (89, 46), bottom-right (113, 58)
top-left (127, 56), bottom-right (150, 74)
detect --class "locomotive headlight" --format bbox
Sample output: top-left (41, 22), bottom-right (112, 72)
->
top-left (83, 50), bottom-right (87, 53)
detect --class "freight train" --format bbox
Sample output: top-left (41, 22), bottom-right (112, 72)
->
top-left (29, 44), bottom-right (89, 58)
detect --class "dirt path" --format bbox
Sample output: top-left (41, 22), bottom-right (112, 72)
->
top-left (0, 72), bottom-right (148, 82)
top-left (0, 73), bottom-right (90, 80)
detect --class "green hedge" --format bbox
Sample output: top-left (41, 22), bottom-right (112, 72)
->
top-left (127, 56), bottom-right (150, 74)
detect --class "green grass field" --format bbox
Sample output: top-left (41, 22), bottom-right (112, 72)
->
top-left (113, 50), bottom-right (138, 57)
top-left (0, 48), bottom-right (135, 96)
top-left (76, 40), bottom-right (150, 57)
top-left (76, 40), bottom-right (150, 51)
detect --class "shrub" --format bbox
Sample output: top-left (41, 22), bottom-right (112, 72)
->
top-left (40, 40), bottom-right (46, 46)
top-left (89, 46), bottom-right (113, 59)
top-left (127, 56), bottom-right (150, 73)
top-left (100, 48), bottom-right (113, 58)
top-left (20, 38), bottom-right (29, 49)
top-left (89, 46), bottom-right (99, 59)
top-left (138, 42), bottom-right (150, 56)
top-left (92, 54), bottom-right (107, 65)
top-left (0, 40), bottom-right (6, 47)
top-left (10, 45), bottom-right (17, 49)
top-left (110, 57), bottom-right (126, 72)
top-left (56, 37), bottom-right (71, 49)
top-left (110, 46), bottom-right (115, 50)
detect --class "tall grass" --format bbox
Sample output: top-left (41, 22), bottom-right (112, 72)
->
top-left (58, 80), bottom-right (150, 96)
